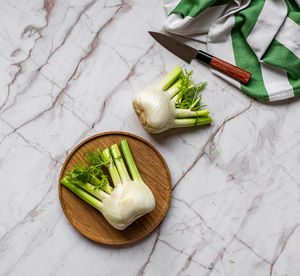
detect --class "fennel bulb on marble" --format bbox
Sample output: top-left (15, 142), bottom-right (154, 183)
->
top-left (133, 65), bottom-right (212, 133)
top-left (61, 140), bottom-right (155, 230)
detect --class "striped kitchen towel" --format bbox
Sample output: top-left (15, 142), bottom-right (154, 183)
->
top-left (163, 0), bottom-right (300, 102)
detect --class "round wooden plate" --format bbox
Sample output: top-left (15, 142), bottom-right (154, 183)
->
top-left (58, 131), bottom-right (172, 245)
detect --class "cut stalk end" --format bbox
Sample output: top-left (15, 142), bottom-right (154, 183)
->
top-left (156, 65), bottom-right (182, 91)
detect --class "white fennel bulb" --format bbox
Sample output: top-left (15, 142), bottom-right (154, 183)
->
top-left (98, 143), bottom-right (155, 230)
top-left (133, 87), bottom-right (176, 133)
top-left (100, 177), bottom-right (155, 230)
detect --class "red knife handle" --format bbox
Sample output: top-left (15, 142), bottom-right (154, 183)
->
top-left (196, 50), bottom-right (251, 85)
top-left (209, 56), bottom-right (252, 85)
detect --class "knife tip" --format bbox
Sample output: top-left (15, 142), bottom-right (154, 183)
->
top-left (148, 31), bottom-right (159, 36)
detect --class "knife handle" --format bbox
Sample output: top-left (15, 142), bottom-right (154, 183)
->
top-left (196, 51), bottom-right (252, 85)
top-left (210, 57), bottom-right (252, 85)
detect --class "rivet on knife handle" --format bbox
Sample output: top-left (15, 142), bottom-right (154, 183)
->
top-left (196, 50), bottom-right (252, 85)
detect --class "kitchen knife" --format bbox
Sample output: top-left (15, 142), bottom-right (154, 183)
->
top-left (149, 31), bottom-right (252, 85)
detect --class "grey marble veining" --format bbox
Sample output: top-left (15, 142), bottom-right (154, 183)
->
top-left (1, 1), bottom-right (300, 275)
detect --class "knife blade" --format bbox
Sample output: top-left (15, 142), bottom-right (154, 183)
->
top-left (149, 31), bottom-right (251, 85)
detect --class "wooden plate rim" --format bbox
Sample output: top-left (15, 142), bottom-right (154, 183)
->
top-left (58, 131), bottom-right (172, 245)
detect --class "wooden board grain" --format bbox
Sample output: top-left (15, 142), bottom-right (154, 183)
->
top-left (58, 131), bottom-right (172, 245)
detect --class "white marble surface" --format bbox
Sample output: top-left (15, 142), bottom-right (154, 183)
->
top-left (1, 0), bottom-right (300, 275)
